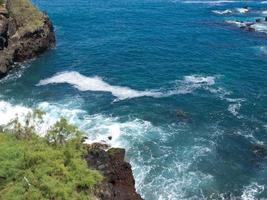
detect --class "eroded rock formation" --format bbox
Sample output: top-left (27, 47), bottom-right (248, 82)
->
top-left (86, 143), bottom-right (143, 200)
top-left (0, 0), bottom-right (55, 77)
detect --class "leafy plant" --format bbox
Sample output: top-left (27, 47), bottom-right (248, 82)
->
top-left (46, 117), bottom-right (84, 146)
top-left (0, 112), bottom-right (103, 200)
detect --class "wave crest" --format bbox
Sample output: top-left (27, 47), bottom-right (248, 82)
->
top-left (37, 71), bottom-right (163, 100)
top-left (37, 71), bottom-right (218, 100)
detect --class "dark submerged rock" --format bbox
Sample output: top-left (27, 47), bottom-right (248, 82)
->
top-left (256, 18), bottom-right (261, 23)
top-left (176, 109), bottom-right (191, 122)
top-left (0, 0), bottom-right (55, 77)
top-left (252, 144), bottom-right (267, 158)
top-left (85, 143), bottom-right (143, 200)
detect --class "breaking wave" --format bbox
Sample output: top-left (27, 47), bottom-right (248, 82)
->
top-left (37, 71), bottom-right (163, 100)
top-left (37, 71), bottom-right (217, 100)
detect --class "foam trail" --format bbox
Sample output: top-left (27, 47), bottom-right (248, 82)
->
top-left (38, 72), bottom-right (218, 100)
top-left (37, 71), bottom-right (163, 100)
top-left (212, 9), bottom-right (232, 15)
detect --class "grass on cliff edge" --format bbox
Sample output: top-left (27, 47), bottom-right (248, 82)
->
top-left (0, 116), bottom-right (102, 200)
top-left (7, 0), bottom-right (45, 33)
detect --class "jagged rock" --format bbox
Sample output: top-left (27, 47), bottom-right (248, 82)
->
top-left (85, 143), bottom-right (143, 200)
top-left (0, 0), bottom-right (55, 76)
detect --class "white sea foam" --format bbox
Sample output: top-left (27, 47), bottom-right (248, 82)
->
top-left (0, 99), bottom-right (169, 148)
top-left (212, 9), bottom-right (232, 15)
top-left (133, 140), bottom-right (214, 200)
top-left (236, 8), bottom-right (249, 14)
top-left (228, 102), bottom-right (241, 117)
top-left (0, 63), bottom-right (28, 84)
top-left (38, 71), bottom-right (218, 100)
top-left (241, 182), bottom-right (264, 200)
top-left (259, 46), bottom-right (267, 54)
top-left (183, 75), bottom-right (215, 85)
top-left (251, 23), bottom-right (267, 33)
top-left (0, 101), bottom-right (32, 125)
top-left (181, 0), bottom-right (236, 4)
top-left (37, 71), bottom-right (163, 100)
top-left (225, 20), bottom-right (247, 27)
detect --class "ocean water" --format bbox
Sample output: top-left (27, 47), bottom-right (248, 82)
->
top-left (1, 0), bottom-right (267, 199)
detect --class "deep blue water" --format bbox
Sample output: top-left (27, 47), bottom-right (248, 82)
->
top-left (1, 0), bottom-right (267, 199)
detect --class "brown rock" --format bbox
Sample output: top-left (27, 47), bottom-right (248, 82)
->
top-left (85, 143), bottom-right (143, 200)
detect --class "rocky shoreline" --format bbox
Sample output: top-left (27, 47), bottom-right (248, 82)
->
top-left (0, 0), bottom-right (55, 77)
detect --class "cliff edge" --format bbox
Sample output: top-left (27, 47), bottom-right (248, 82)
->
top-left (0, 0), bottom-right (55, 77)
top-left (86, 143), bottom-right (144, 200)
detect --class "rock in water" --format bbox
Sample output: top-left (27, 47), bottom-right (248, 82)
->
top-left (85, 143), bottom-right (143, 200)
top-left (0, 0), bottom-right (55, 77)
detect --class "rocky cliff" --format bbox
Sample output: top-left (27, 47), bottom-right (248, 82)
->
top-left (0, 0), bottom-right (55, 77)
top-left (86, 143), bottom-right (143, 200)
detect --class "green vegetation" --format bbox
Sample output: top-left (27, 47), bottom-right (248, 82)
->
top-left (7, 0), bottom-right (45, 33)
top-left (0, 0), bottom-right (4, 6)
top-left (0, 112), bottom-right (102, 200)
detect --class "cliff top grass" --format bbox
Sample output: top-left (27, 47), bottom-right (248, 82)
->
top-left (0, 115), bottom-right (103, 200)
top-left (7, 0), bottom-right (45, 33)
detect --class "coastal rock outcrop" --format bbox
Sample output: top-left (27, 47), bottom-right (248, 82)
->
top-left (85, 143), bottom-right (143, 200)
top-left (0, 0), bottom-right (55, 77)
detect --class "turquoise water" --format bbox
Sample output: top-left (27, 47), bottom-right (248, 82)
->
top-left (1, 0), bottom-right (267, 199)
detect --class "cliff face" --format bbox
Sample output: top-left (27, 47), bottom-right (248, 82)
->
top-left (0, 0), bottom-right (55, 77)
top-left (86, 143), bottom-right (143, 200)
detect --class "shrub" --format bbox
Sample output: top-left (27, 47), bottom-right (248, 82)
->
top-left (7, 0), bottom-right (45, 33)
top-left (0, 113), bottom-right (103, 200)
